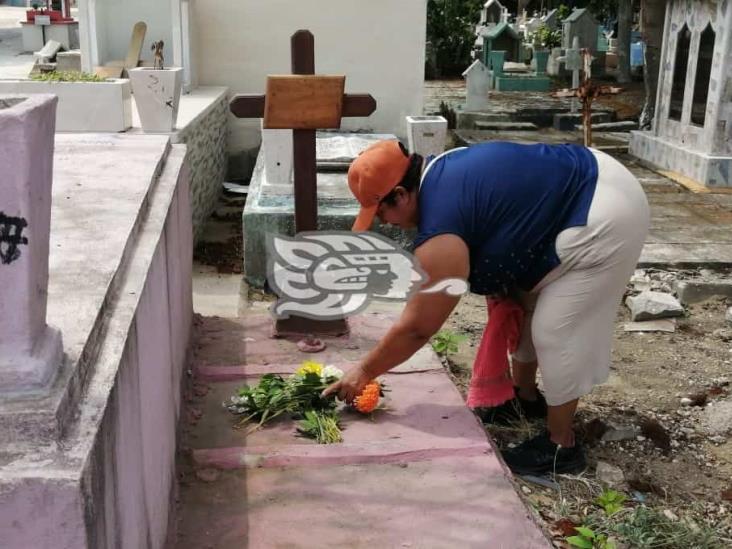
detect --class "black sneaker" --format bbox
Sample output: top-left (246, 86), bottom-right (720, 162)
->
top-left (501, 430), bottom-right (586, 476)
top-left (475, 387), bottom-right (548, 425)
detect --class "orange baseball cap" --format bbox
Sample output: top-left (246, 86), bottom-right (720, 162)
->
top-left (348, 140), bottom-right (411, 231)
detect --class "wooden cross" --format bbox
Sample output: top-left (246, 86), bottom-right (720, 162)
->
top-left (554, 49), bottom-right (622, 147)
top-left (229, 30), bottom-right (377, 337)
top-left (229, 29), bottom-right (377, 233)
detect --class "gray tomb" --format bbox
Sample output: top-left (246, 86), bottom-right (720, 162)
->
top-left (242, 132), bottom-right (406, 286)
top-left (562, 8), bottom-right (599, 53)
top-left (630, 0), bottom-right (732, 186)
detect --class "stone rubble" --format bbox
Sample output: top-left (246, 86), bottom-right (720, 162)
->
top-left (701, 399), bottom-right (732, 436)
top-left (596, 461), bottom-right (625, 487)
top-left (626, 291), bottom-right (685, 321)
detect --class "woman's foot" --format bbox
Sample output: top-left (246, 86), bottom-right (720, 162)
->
top-left (475, 386), bottom-right (548, 425)
top-left (501, 430), bottom-right (586, 476)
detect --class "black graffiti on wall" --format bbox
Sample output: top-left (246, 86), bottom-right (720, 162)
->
top-left (0, 212), bottom-right (29, 265)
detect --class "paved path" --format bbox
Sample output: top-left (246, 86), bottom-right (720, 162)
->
top-left (175, 312), bottom-right (550, 548)
top-left (0, 7), bottom-right (34, 79)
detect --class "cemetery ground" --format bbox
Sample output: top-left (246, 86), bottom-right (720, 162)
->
top-left (182, 86), bottom-right (732, 544)
top-left (187, 178), bottom-right (732, 547)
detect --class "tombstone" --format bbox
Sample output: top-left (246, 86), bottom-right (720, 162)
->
top-left (543, 9), bottom-right (559, 30)
top-left (463, 59), bottom-right (491, 111)
top-left (0, 94), bottom-right (63, 394)
top-left (547, 47), bottom-right (565, 76)
top-left (524, 16), bottom-right (543, 35)
top-left (562, 8), bottom-right (599, 53)
top-left (482, 0), bottom-right (504, 26)
top-left (556, 37), bottom-right (582, 113)
top-left (480, 21), bottom-right (521, 65)
top-left (630, 0), bottom-right (732, 187)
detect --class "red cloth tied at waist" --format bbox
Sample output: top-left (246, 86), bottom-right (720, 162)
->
top-left (467, 297), bottom-right (524, 408)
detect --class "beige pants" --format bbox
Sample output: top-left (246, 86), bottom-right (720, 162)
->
top-left (512, 149), bottom-right (650, 405)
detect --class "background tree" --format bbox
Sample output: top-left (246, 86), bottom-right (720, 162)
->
top-left (426, 0), bottom-right (483, 78)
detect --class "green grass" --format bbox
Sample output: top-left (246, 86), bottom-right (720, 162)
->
top-left (611, 506), bottom-right (724, 548)
top-left (30, 71), bottom-right (108, 83)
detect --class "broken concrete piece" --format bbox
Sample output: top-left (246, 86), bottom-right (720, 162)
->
top-left (626, 291), bottom-right (684, 321)
top-left (34, 39), bottom-right (63, 62)
top-left (701, 400), bottom-right (732, 436)
top-left (601, 424), bottom-right (640, 442)
top-left (596, 461), bottom-right (625, 487)
top-left (713, 328), bottom-right (732, 342)
top-left (674, 280), bottom-right (732, 305)
top-left (623, 319), bottom-right (676, 333)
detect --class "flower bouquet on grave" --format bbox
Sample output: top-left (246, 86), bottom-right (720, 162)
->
top-left (226, 360), bottom-right (386, 444)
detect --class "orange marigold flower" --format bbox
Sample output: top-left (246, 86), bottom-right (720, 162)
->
top-left (354, 381), bottom-right (381, 413)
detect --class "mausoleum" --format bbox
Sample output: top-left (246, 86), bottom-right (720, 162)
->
top-left (630, 0), bottom-right (732, 186)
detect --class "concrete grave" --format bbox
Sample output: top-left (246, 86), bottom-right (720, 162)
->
top-left (463, 59), bottom-right (491, 111)
top-left (0, 134), bottom-right (193, 547)
top-left (630, 0), bottom-right (732, 186)
top-left (480, 22), bottom-right (521, 66)
top-left (562, 8), bottom-right (600, 53)
top-left (0, 79), bottom-right (132, 132)
top-left (0, 95), bottom-right (63, 394)
top-left (481, 0), bottom-right (505, 25)
top-left (242, 132), bottom-right (407, 287)
top-left (543, 9), bottom-right (559, 30)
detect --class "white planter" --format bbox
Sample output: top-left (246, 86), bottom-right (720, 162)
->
top-left (129, 67), bottom-right (183, 133)
top-left (0, 79), bottom-right (132, 132)
top-left (406, 115), bottom-right (448, 158)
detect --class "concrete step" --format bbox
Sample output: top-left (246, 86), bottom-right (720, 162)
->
top-left (553, 112), bottom-right (614, 131)
top-left (474, 121), bottom-right (539, 131)
top-left (575, 120), bottom-right (639, 132)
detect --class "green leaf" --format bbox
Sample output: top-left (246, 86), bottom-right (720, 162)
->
top-left (574, 526), bottom-right (595, 539)
top-left (566, 536), bottom-right (593, 549)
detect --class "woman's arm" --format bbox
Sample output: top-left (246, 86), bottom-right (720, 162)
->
top-left (323, 234), bottom-right (470, 402)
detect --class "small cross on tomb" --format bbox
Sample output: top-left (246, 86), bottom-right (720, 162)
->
top-left (229, 29), bottom-right (377, 337)
top-left (554, 48), bottom-right (622, 147)
top-left (556, 37), bottom-right (582, 113)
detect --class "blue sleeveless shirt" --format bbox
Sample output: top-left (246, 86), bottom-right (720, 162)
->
top-left (413, 142), bottom-right (598, 295)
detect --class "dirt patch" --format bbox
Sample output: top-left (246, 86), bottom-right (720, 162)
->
top-left (595, 80), bottom-right (646, 121)
top-left (194, 194), bottom-right (245, 274)
top-left (441, 287), bottom-right (732, 546)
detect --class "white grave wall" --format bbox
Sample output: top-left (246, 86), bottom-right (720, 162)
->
top-left (192, 0), bottom-right (427, 151)
top-left (89, 0), bottom-right (174, 67)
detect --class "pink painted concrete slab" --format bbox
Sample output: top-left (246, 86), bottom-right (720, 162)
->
top-left (193, 313), bottom-right (441, 374)
top-left (178, 311), bottom-right (550, 547)
top-left (176, 457), bottom-right (550, 548)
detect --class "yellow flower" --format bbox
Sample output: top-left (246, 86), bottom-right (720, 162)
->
top-left (295, 360), bottom-right (323, 377)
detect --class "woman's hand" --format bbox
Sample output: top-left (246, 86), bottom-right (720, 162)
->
top-left (321, 364), bottom-right (372, 403)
